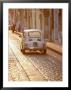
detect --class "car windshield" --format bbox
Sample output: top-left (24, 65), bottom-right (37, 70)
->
top-left (28, 31), bottom-right (41, 38)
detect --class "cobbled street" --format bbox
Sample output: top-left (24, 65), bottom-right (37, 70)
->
top-left (8, 30), bottom-right (62, 81)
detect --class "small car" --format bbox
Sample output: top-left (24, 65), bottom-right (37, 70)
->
top-left (20, 29), bottom-right (46, 54)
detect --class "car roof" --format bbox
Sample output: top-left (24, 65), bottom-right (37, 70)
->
top-left (23, 29), bottom-right (41, 32)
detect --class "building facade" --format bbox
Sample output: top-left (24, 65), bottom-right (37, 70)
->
top-left (9, 9), bottom-right (62, 45)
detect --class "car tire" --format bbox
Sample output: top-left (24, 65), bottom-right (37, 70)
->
top-left (43, 49), bottom-right (46, 54)
top-left (21, 48), bottom-right (23, 52)
top-left (20, 44), bottom-right (23, 52)
top-left (23, 49), bottom-right (25, 53)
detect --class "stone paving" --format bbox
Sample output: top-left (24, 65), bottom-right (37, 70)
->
top-left (9, 41), bottom-right (47, 81)
top-left (27, 54), bottom-right (62, 81)
top-left (8, 31), bottom-right (62, 81)
top-left (8, 47), bottom-right (29, 81)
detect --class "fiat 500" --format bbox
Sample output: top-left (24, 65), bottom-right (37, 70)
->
top-left (20, 29), bottom-right (46, 54)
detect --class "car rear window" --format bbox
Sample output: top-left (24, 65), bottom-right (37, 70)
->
top-left (28, 31), bottom-right (41, 38)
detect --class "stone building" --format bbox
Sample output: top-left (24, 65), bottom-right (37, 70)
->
top-left (9, 9), bottom-right (62, 45)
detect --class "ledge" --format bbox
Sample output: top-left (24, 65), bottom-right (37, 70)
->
top-left (46, 42), bottom-right (62, 54)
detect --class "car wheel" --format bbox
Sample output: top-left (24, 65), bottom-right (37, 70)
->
top-left (42, 49), bottom-right (46, 54)
top-left (21, 48), bottom-right (23, 52)
top-left (20, 44), bottom-right (23, 52)
top-left (23, 49), bottom-right (25, 53)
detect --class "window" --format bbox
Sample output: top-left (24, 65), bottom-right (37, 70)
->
top-left (28, 31), bottom-right (41, 38)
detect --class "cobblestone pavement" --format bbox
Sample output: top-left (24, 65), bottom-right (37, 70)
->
top-left (8, 47), bottom-right (30, 81)
top-left (26, 55), bottom-right (62, 80)
top-left (8, 31), bottom-right (62, 81)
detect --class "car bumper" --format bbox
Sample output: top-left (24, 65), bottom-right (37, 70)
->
top-left (23, 47), bottom-right (46, 50)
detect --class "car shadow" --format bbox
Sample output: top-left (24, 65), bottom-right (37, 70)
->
top-left (22, 51), bottom-right (46, 55)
